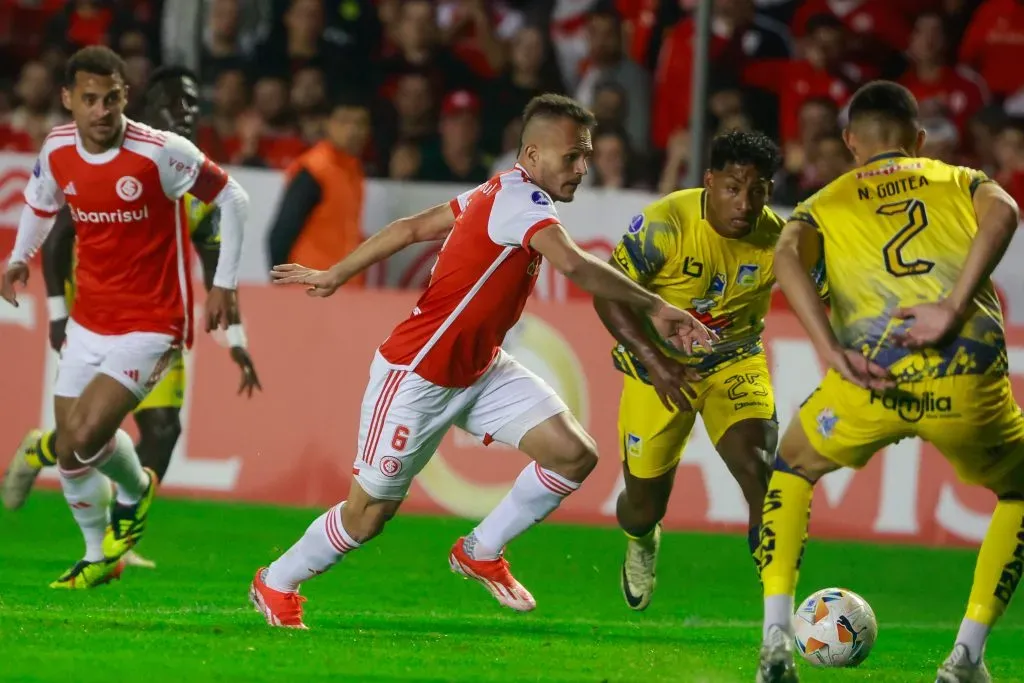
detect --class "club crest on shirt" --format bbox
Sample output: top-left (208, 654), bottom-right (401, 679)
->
top-left (736, 264), bottom-right (759, 287)
top-left (116, 176), bottom-right (143, 202)
top-left (687, 272), bottom-right (733, 333)
top-left (628, 213), bottom-right (644, 234)
top-left (531, 190), bottom-right (551, 206)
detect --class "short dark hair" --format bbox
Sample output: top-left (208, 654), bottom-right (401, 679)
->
top-left (847, 80), bottom-right (919, 128)
top-left (64, 46), bottom-right (127, 88)
top-left (145, 65), bottom-right (198, 97)
top-left (805, 13), bottom-right (844, 34)
top-left (522, 93), bottom-right (597, 129)
top-left (708, 130), bottom-right (782, 179)
top-left (330, 90), bottom-right (372, 114)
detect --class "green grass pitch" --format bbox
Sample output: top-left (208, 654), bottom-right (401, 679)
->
top-left (1, 492), bottom-right (1022, 683)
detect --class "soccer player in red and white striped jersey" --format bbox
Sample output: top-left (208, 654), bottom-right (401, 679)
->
top-left (0, 47), bottom-right (249, 589)
top-left (250, 94), bottom-right (715, 627)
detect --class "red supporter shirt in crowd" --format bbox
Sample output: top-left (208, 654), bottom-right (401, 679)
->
top-left (959, 0), bottom-right (1024, 98)
top-left (899, 66), bottom-right (988, 134)
top-left (23, 118), bottom-right (230, 346)
top-left (379, 164), bottom-right (559, 387)
top-left (744, 59), bottom-right (872, 142)
top-left (791, 0), bottom-right (914, 51)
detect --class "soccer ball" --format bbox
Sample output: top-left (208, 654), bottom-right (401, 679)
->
top-left (792, 587), bottom-right (878, 667)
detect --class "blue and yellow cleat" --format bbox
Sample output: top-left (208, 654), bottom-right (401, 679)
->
top-left (102, 468), bottom-right (158, 560)
top-left (50, 557), bottom-right (127, 589)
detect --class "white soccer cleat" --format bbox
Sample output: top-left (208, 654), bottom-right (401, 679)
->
top-left (756, 624), bottom-right (799, 683)
top-left (936, 644), bottom-right (992, 683)
top-left (449, 537), bottom-right (536, 612)
top-left (620, 523), bottom-right (661, 611)
top-left (123, 550), bottom-right (157, 569)
top-left (2, 429), bottom-right (44, 510)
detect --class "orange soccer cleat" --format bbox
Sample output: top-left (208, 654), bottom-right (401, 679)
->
top-left (249, 567), bottom-right (308, 629)
top-left (448, 537), bottom-right (536, 612)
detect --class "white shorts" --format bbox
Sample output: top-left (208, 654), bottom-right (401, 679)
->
top-left (55, 318), bottom-right (181, 401)
top-left (353, 349), bottom-right (569, 500)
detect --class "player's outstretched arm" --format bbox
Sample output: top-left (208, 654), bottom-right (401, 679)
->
top-left (530, 224), bottom-right (716, 354)
top-left (270, 201), bottom-right (456, 295)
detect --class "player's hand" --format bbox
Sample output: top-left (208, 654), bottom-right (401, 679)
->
top-left (647, 353), bottom-right (700, 412)
top-left (205, 286), bottom-right (238, 332)
top-left (270, 263), bottom-right (343, 298)
top-left (0, 261), bottom-right (29, 308)
top-left (890, 301), bottom-right (962, 349)
top-left (49, 318), bottom-right (67, 353)
top-left (650, 301), bottom-right (719, 355)
top-left (230, 346), bottom-right (262, 398)
top-left (826, 346), bottom-right (895, 391)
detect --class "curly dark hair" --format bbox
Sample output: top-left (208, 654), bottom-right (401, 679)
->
top-left (64, 46), bottom-right (127, 87)
top-left (708, 130), bottom-right (782, 179)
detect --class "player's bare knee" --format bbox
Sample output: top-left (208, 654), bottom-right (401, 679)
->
top-left (554, 434), bottom-right (598, 483)
top-left (341, 497), bottom-right (400, 543)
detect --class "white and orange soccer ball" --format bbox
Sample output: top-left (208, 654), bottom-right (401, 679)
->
top-left (792, 587), bottom-right (878, 667)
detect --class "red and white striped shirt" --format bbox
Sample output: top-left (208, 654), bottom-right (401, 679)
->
top-left (23, 117), bottom-right (229, 346)
top-left (379, 164), bottom-right (560, 387)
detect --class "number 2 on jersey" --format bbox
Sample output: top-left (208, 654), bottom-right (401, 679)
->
top-left (877, 199), bottom-right (935, 277)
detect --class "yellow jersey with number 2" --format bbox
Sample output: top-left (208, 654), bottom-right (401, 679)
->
top-left (791, 152), bottom-right (1004, 383)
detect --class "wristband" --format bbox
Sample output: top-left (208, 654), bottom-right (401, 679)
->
top-left (226, 323), bottom-right (248, 349)
top-left (47, 295), bottom-right (68, 321)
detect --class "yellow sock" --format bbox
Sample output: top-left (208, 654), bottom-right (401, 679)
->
top-left (624, 524), bottom-right (657, 542)
top-left (760, 470), bottom-right (814, 599)
top-left (24, 430), bottom-right (57, 468)
top-left (965, 500), bottom-right (1024, 626)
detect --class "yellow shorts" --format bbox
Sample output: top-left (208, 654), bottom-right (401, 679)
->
top-left (618, 354), bottom-right (777, 479)
top-left (799, 370), bottom-right (1024, 488)
top-left (135, 354), bottom-right (185, 412)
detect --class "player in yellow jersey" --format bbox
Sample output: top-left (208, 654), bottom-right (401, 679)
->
top-left (1, 66), bottom-right (262, 583)
top-left (756, 81), bottom-right (1023, 683)
top-left (595, 131), bottom-right (828, 611)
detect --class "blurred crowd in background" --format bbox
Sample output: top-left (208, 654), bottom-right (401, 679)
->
top-left (2, 0), bottom-right (1024, 207)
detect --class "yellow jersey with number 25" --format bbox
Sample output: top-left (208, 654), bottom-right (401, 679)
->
top-left (791, 152), bottom-right (1003, 383)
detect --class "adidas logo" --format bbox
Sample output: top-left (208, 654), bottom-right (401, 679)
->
top-left (63, 182), bottom-right (77, 196)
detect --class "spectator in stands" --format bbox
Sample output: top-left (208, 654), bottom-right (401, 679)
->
top-left (591, 80), bottom-right (628, 131)
top-left (195, 0), bottom-right (257, 93)
top-left (791, 0), bottom-right (912, 69)
top-left (781, 96), bottom-right (840, 174)
top-left (968, 106), bottom-right (1007, 175)
top-left (774, 131), bottom-right (852, 204)
top-left (746, 15), bottom-right (864, 146)
top-left (960, 0), bottom-right (1024, 100)
top-left (379, 0), bottom-right (476, 101)
top-left (575, 7), bottom-right (650, 151)
top-left (163, 0), bottom-right (271, 76)
top-left (235, 73), bottom-right (308, 168)
top-left (900, 12), bottom-right (987, 139)
top-left (199, 67), bottom-right (249, 163)
top-left (0, 61), bottom-right (65, 152)
top-left (437, 0), bottom-right (521, 79)
top-left (291, 66), bottom-right (328, 143)
top-left (657, 128), bottom-right (690, 194)
top-left (267, 94), bottom-right (371, 275)
top-left (377, 69), bottom-right (437, 168)
top-left (417, 89), bottom-right (491, 183)
top-left (921, 116), bottom-right (962, 164)
top-left (484, 25), bottom-right (564, 153)
top-left (993, 118), bottom-right (1024, 206)
top-left (45, 0), bottom-right (134, 57)
top-left (389, 140), bottom-right (423, 179)
top-left (589, 125), bottom-right (644, 189)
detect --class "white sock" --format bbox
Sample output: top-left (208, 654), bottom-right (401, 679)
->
top-left (59, 466), bottom-right (111, 562)
top-left (954, 618), bottom-right (990, 663)
top-left (763, 595), bottom-right (795, 639)
top-left (95, 429), bottom-right (148, 505)
top-left (466, 463), bottom-right (580, 560)
top-left (265, 503), bottom-right (361, 593)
